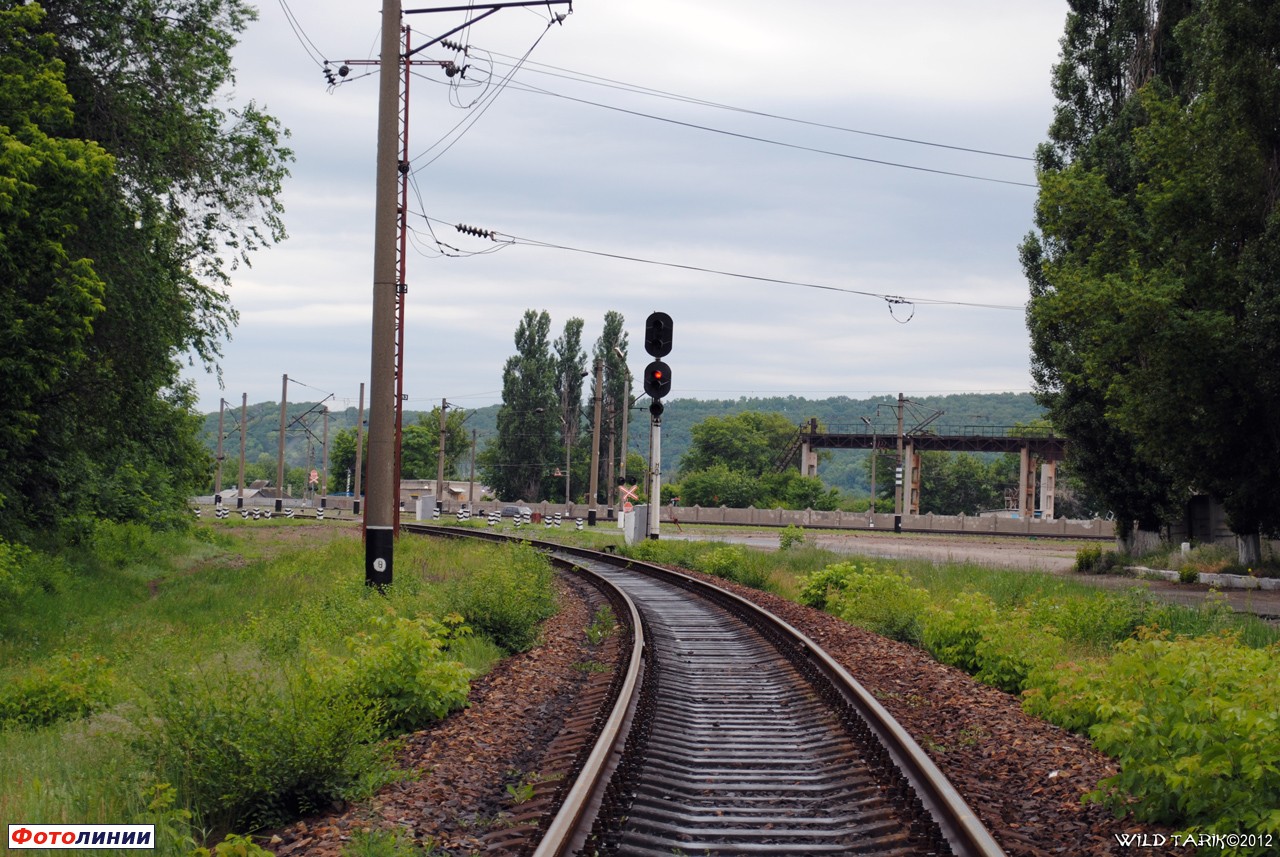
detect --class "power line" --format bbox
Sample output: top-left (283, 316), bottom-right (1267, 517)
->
top-left (410, 211), bottom-right (1025, 314)
top-left (408, 19), bottom-right (560, 173)
top-left (276, 0), bottom-right (327, 68)
top-left (481, 50), bottom-right (1036, 162)
top-left (502, 82), bottom-right (1036, 188)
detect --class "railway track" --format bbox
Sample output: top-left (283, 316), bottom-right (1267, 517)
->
top-left (407, 525), bottom-right (1005, 857)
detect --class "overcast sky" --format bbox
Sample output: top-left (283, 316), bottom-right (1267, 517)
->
top-left (189, 1), bottom-right (1068, 415)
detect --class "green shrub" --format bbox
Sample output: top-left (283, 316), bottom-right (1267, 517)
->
top-left (971, 609), bottom-right (1065, 694)
top-left (1021, 654), bottom-right (1109, 732)
top-left (1073, 545), bottom-right (1122, 575)
top-left (143, 664), bottom-right (390, 831)
top-left (1030, 590), bottom-right (1151, 648)
top-left (0, 653), bottom-right (114, 730)
top-left (779, 525), bottom-right (805, 550)
top-left (920, 592), bottom-right (998, 673)
top-left (693, 545), bottom-right (748, 579)
top-left (1074, 544), bottom-right (1102, 573)
top-left (619, 539), bottom-right (704, 570)
top-left (0, 538), bottom-right (35, 603)
top-left (1083, 632), bottom-right (1280, 841)
top-left (0, 539), bottom-right (71, 607)
top-left (820, 563), bottom-right (930, 643)
top-left (90, 520), bottom-right (156, 570)
top-left (332, 614), bottom-right (472, 737)
top-left (797, 560), bottom-right (876, 611)
top-left (443, 544), bottom-right (556, 652)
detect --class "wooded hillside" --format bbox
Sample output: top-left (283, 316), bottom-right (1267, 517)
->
top-left (200, 392), bottom-right (1044, 496)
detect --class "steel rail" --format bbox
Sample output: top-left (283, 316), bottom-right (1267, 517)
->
top-left (408, 524), bottom-right (1005, 857)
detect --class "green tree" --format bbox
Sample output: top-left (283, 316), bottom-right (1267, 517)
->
top-left (329, 428), bottom-right (366, 494)
top-left (553, 318), bottom-right (588, 502)
top-left (0, 3), bottom-right (115, 535)
top-left (400, 408), bottom-right (469, 481)
top-left (678, 464), bottom-right (763, 508)
top-left (1, 1), bottom-right (291, 540)
top-left (589, 311), bottom-right (629, 503)
top-left (680, 412), bottom-right (798, 478)
top-left (1023, 0), bottom-right (1280, 559)
top-left (485, 310), bottom-right (558, 501)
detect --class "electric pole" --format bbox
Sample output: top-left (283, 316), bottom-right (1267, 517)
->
top-left (588, 357), bottom-right (603, 525)
top-left (895, 393), bottom-right (904, 533)
top-left (436, 398), bottom-right (448, 504)
top-left (364, 0), bottom-right (403, 587)
top-left (215, 398), bottom-right (226, 498)
top-left (238, 393), bottom-right (247, 509)
top-left (277, 374), bottom-right (288, 513)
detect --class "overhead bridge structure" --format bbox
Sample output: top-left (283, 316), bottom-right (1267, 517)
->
top-left (780, 418), bottom-right (1067, 519)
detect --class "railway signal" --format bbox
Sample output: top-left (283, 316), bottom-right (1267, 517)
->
top-left (644, 311), bottom-right (673, 358)
top-left (643, 360), bottom-right (671, 400)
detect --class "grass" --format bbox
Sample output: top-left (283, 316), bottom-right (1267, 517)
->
top-left (0, 521), bottom-right (556, 853)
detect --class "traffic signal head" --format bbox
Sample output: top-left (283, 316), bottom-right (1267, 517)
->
top-left (644, 311), bottom-right (673, 358)
top-left (643, 360), bottom-right (671, 399)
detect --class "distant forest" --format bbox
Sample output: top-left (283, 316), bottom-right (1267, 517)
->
top-left (199, 392), bottom-right (1044, 497)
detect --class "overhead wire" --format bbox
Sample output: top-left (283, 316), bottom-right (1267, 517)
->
top-left (501, 81), bottom-right (1035, 188)
top-left (482, 50), bottom-right (1035, 162)
top-left (407, 19), bottom-right (560, 173)
top-left (407, 210), bottom-right (1025, 315)
top-left (277, 0), bottom-right (327, 68)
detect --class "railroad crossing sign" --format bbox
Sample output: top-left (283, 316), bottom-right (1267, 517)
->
top-left (619, 483), bottom-right (640, 504)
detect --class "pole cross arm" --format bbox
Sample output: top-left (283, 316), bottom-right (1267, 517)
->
top-left (403, 1), bottom-right (573, 58)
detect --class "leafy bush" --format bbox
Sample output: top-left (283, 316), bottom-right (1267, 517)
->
top-left (797, 560), bottom-right (875, 611)
top-left (1073, 545), bottom-right (1122, 574)
top-left (693, 545), bottom-right (748, 579)
top-left (0, 654), bottom-right (114, 730)
top-left (779, 525), bottom-right (806, 550)
top-left (619, 538), bottom-right (704, 570)
top-left (0, 539), bottom-right (71, 606)
top-left (442, 543), bottom-right (556, 652)
top-left (1084, 632), bottom-right (1280, 841)
top-left (0, 538), bottom-right (35, 603)
top-left (920, 592), bottom-right (999, 673)
top-left (1022, 656), bottom-right (1109, 732)
top-left (1029, 590), bottom-right (1151, 648)
top-left (1073, 545), bottom-right (1102, 573)
top-left (90, 520), bottom-right (157, 570)
top-left (331, 615), bottom-right (472, 737)
top-left (143, 664), bottom-right (389, 831)
top-left (971, 609), bottom-right (1065, 693)
top-left (809, 562), bottom-right (930, 643)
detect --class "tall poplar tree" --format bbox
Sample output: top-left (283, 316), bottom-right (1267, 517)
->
top-left (1023, 0), bottom-right (1280, 559)
top-left (590, 311), bottom-right (629, 503)
top-left (486, 310), bottom-right (559, 501)
top-left (553, 318), bottom-right (588, 500)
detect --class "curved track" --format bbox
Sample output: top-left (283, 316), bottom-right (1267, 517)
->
top-left (409, 525), bottom-right (1004, 857)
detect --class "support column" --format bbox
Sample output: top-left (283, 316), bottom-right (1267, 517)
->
top-left (906, 444), bottom-right (921, 515)
top-left (1039, 461), bottom-right (1056, 520)
top-left (1018, 445), bottom-right (1032, 518)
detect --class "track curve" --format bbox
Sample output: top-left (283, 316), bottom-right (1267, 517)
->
top-left (408, 526), bottom-right (1004, 857)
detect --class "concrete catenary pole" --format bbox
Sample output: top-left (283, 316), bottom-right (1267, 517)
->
top-left (276, 374), bottom-right (287, 513)
top-left (238, 393), bottom-right (247, 508)
top-left (354, 382), bottom-right (365, 515)
top-left (365, 0), bottom-right (403, 586)
top-left (588, 357), bottom-right (603, 525)
top-left (215, 398), bottom-right (226, 498)
top-left (436, 398), bottom-right (448, 506)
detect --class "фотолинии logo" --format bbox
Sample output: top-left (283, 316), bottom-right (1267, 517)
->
top-left (8, 824), bottom-right (156, 849)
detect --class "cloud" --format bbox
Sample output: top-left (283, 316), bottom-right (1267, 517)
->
top-left (189, 0), bottom-right (1067, 412)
